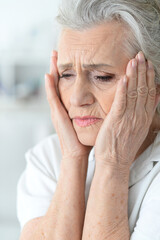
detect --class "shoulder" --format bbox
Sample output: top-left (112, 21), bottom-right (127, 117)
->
top-left (27, 133), bottom-right (61, 155)
top-left (141, 131), bottom-right (160, 204)
top-left (17, 133), bottom-right (62, 230)
top-left (25, 133), bottom-right (62, 178)
top-left (130, 162), bottom-right (160, 239)
top-left (143, 161), bottom-right (160, 204)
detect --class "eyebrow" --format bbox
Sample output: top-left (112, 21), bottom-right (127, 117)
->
top-left (58, 63), bottom-right (114, 70)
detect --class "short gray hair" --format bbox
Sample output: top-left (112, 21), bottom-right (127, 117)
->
top-left (56, 0), bottom-right (160, 115)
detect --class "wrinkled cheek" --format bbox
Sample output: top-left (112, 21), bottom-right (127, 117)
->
top-left (58, 81), bottom-right (71, 110)
top-left (100, 89), bottom-right (117, 115)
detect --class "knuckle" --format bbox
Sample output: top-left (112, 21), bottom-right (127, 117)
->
top-left (148, 87), bottom-right (156, 97)
top-left (127, 90), bottom-right (138, 99)
top-left (137, 86), bottom-right (148, 95)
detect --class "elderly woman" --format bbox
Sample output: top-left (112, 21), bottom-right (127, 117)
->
top-left (17, 0), bottom-right (160, 239)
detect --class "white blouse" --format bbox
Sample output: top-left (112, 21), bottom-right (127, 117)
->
top-left (17, 131), bottom-right (160, 239)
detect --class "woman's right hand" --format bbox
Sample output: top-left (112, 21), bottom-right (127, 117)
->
top-left (45, 50), bottom-right (92, 162)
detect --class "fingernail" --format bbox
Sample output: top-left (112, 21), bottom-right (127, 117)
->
top-left (135, 54), bottom-right (139, 61)
top-left (138, 51), bottom-right (145, 63)
top-left (132, 59), bottom-right (137, 68)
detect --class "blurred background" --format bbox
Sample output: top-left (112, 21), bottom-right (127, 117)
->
top-left (0, 0), bottom-right (59, 239)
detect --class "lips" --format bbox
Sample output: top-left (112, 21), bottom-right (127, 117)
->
top-left (73, 116), bottom-right (102, 127)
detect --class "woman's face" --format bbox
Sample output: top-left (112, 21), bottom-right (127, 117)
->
top-left (57, 22), bottom-right (130, 146)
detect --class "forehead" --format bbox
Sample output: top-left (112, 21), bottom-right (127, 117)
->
top-left (57, 22), bottom-right (127, 67)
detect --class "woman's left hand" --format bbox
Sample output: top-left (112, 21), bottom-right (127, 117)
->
top-left (94, 51), bottom-right (160, 172)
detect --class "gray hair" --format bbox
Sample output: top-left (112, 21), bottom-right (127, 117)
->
top-left (56, 0), bottom-right (160, 115)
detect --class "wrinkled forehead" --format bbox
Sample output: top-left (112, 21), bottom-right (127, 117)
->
top-left (57, 22), bottom-right (127, 67)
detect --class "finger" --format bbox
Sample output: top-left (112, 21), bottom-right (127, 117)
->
top-left (45, 73), bottom-right (61, 112)
top-left (49, 50), bottom-right (60, 98)
top-left (126, 59), bottom-right (137, 92)
top-left (136, 51), bottom-right (148, 110)
top-left (45, 73), bottom-right (76, 152)
top-left (126, 58), bottom-right (138, 113)
top-left (50, 50), bottom-right (58, 76)
top-left (109, 76), bottom-right (127, 120)
top-left (145, 60), bottom-right (157, 116)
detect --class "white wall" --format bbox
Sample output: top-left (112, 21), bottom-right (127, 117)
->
top-left (0, 1), bottom-right (60, 239)
top-left (0, 0), bottom-right (60, 51)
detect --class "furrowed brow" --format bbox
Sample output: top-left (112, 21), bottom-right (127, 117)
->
top-left (58, 63), bottom-right (114, 71)
top-left (82, 63), bottom-right (113, 70)
top-left (58, 63), bottom-right (73, 70)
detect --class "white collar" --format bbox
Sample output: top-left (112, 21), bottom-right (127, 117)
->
top-left (88, 131), bottom-right (160, 187)
top-left (128, 131), bottom-right (160, 187)
top-left (88, 147), bottom-right (95, 162)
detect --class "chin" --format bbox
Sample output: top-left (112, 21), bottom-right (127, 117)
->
top-left (77, 134), bottom-right (95, 147)
top-left (73, 125), bottom-right (100, 146)
top-left (72, 119), bottom-right (103, 146)
top-left (77, 133), bottom-right (96, 146)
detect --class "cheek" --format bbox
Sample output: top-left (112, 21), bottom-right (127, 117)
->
top-left (99, 86), bottom-right (117, 114)
top-left (58, 80), bottom-right (71, 109)
top-left (58, 79), bottom-right (117, 114)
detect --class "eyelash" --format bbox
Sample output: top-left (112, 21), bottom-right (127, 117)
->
top-left (94, 76), bottom-right (113, 82)
top-left (59, 74), bottom-right (113, 82)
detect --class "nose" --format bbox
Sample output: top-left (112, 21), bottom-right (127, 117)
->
top-left (70, 76), bottom-right (94, 107)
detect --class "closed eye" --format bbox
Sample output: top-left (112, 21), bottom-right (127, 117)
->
top-left (59, 74), bottom-right (114, 82)
top-left (59, 74), bottom-right (73, 79)
top-left (94, 76), bottom-right (113, 82)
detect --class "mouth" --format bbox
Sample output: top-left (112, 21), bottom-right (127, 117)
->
top-left (73, 117), bottom-right (102, 127)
